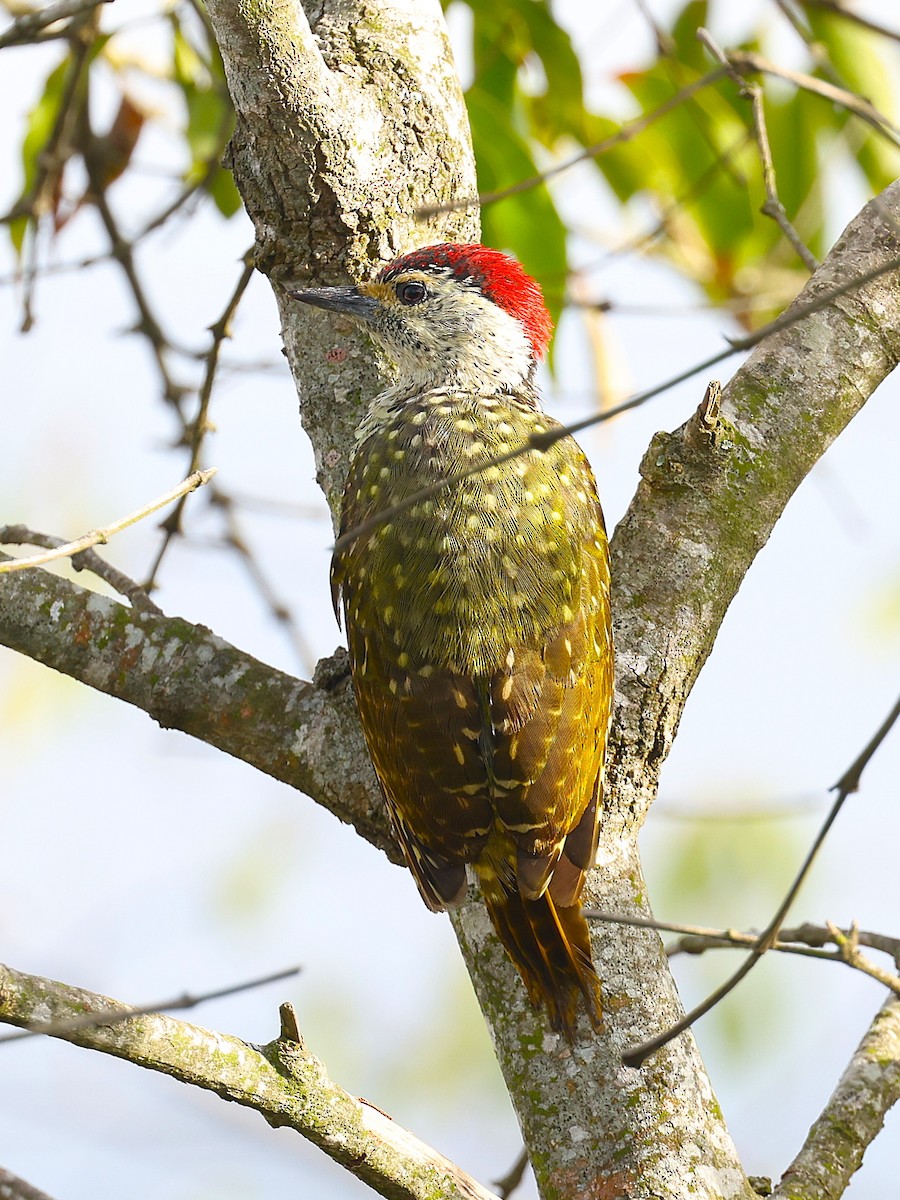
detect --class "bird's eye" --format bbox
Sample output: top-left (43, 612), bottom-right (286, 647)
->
top-left (396, 280), bottom-right (427, 305)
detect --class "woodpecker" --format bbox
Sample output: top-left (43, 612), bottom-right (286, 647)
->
top-left (289, 244), bottom-right (613, 1039)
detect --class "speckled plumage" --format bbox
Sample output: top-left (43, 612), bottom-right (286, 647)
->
top-left (291, 245), bottom-right (613, 1038)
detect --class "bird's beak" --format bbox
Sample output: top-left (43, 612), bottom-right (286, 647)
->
top-left (285, 284), bottom-right (378, 322)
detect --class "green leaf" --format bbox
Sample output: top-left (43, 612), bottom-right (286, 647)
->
top-left (167, 12), bottom-right (238, 218)
top-left (466, 87), bottom-right (568, 332)
top-left (467, 0), bottom-right (520, 114)
top-left (805, 9), bottom-right (900, 193)
top-left (514, 0), bottom-right (588, 144)
top-left (206, 167), bottom-right (242, 218)
top-left (465, 0), bottom-right (589, 147)
top-left (9, 56), bottom-right (70, 256)
top-left (671, 0), bottom-right (710, 72)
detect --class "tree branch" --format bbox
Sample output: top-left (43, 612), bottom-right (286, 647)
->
top-left (772, 992), bottom-right (900, 1200)
top-left (607, 181), bottom-right (900, 833)
top-left (0, 563), bottom-right (397, 861)
top-left (0, 1167), bottom-right (58, 1200)
top-left (0, 963), bottom-right (499, 1200)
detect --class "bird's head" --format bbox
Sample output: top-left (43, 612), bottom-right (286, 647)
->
top-left (288, 243), bottom-right (552, 395)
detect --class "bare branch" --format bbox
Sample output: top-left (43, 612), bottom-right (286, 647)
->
top-left (0, 525), bottom-right (161, 612)
top-left (798, 0), bottom-right (900, 45)
top-left (824, 922), bottom-right (900, 996)
top-left (143, 255), bottom-right (255, 588)
top-left (493, 1149), bottom-right (529, 1200)
top-left (622, 692), bottom-right (900, 1066)
top-left (0, 965), bottom-right (301, 1044)
top-left (698, 27), bottom-right (818, 271)
top-left (586, 910), bottom-right (900, 977)
top-left (0, 469), bottom-right (216, 574)
top-left (772, 993), bottom-right (900, 1200)
top-left (83, 177), bottom-right (189, 406)
top-left (0, 0), bottom-right (109, 50)
top-left (0, 565), bottom-right (396, 860)
top-left (727, 48), bottom-right (900, 148)
top-left (0, 963), bottom-right (500, 1200)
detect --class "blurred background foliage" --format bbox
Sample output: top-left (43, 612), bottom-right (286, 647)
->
top-left (9, 0), bottom-right (900, 323)
top-left (2, 0), bottom-right (900, 1195)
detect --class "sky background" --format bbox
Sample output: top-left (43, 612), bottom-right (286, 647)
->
top-left (1, 1), bottom-right (899, 1197)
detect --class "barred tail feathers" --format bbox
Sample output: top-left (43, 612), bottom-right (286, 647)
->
top-left (481, 881), bottom-right (602, 1039)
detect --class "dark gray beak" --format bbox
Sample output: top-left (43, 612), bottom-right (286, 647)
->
top-left (285, 285), bottom-right (378, 322)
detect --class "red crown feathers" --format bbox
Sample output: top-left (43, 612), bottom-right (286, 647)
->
top-left (378, 244), bottom-right (553, 361)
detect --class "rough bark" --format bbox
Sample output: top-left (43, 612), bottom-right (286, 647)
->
top-left (206, 0), bottom-right (479, 516)
top-left (2, 1), bottom-right (900, 1198)
top-left (0, 963), bottom-right (500, 1200)
top-left (773, 992), bottom-right (900, 1200)
top-left (0, 564), bottom-right (395, 858)
top-left (453, 183), bottom-right (900, 1200)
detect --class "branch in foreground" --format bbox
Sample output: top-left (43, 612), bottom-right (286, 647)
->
top-left (0, 963), bottom-right (498, 1200)
top-left (0, 525), bottom-right (161, 613)
top-left (772, 992), bottom-right (900, 1200)
top-left (0, 564), bottom-right (396, 861)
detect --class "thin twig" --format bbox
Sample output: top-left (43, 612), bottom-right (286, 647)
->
top-left (772, 0), bottom-right (840, 82)
top-left (622, 692), bottom-right (900, 1066)
top-left (798, 0), bottom-right (900, 46)
top-left (493, 1148), bottom-right (529, 1200)
top-left (330, 246), bottom-right (900, 558)
top-left (85, 179), bottom-right (188, 406)
top-left (0, 469), bottom-right (216, 574)
top-left (0, 964), bottom-right (300, 1044)
top-left (586, 910), bottom-right (900, 980)
top-left (597, 130), bottom-right (754, 264)
top-left (0, 525), bottom-right (161, 611)
top-left (0, 0), bottom-right (109, 50)
top-left (0, 250), bottom-right (108, 288)
top-left (698, 27), bottom-right (818, 271)
top-left (143, 255), bottom-right (255, 588)
top-left (417, 65), bottom-right (731, 216)
top-left (826, 921), bottom-right (900, 994)
top-left (727, 47), bottom-right (900, 149)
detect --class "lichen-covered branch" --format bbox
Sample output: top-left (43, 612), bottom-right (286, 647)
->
top-left (607, 182), bottom-right (900, 833)
top-left (0, 962), bottom-right (499, 1200)
top-left (0, 1166), bottom-right (58, 1200)
top-left (772, 992), bottom-right (900, 1200)
top-left (0, 561), bottom-right (395, 861)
